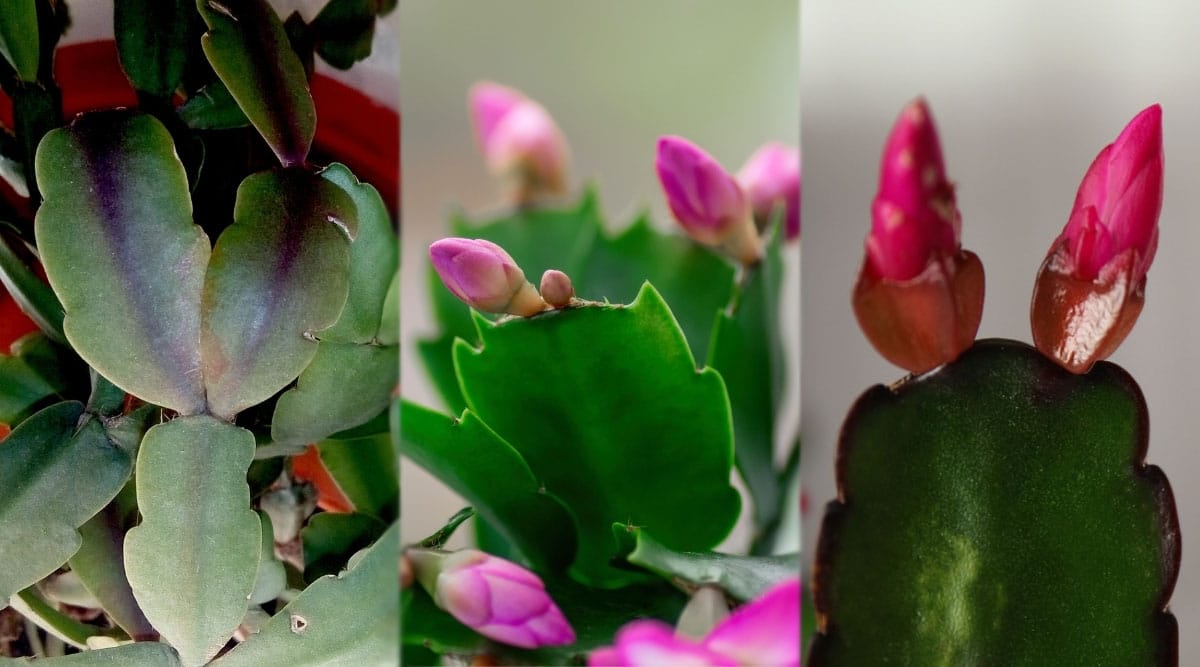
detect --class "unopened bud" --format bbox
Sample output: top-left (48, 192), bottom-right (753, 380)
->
top-left (469, 82), bottom-right (569, 203)
top-left (429, 238), bottom-right (546, 317)
top-left (540, 270), bottom-right (574, 308)
top-left (738, 142), bottom-right (800, 241)
top-left (655, 135), bottom-right (761, 265)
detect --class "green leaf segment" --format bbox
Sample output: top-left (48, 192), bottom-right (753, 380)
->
top-left (810, 340), bottom-right (1179, 665)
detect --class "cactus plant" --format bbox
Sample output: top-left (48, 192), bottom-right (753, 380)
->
top-left (808, 101), bottom-right (1179, 664)
top-left (401, 83), bottom-right (801, 665)
top-left (0, 1), bottom-right (398, 663)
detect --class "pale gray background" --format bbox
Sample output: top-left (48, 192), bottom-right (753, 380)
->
top-left (400, 1), bottom-right (800, 549)
top-left (802, 0), bottom-right (1199, 655)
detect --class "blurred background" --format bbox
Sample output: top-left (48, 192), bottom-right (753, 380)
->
top-left (802, 0), bottom-right (1200, 654)
top-left (400, 1), bottom-right (800, 548)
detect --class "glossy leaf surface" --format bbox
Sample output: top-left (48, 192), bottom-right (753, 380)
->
top-left (35, 113), bottom-right (209, 415)
top-left (211, 522), bottom-right (399, 667)
top-left (0, 402), bottom-right (135, 602)
top-left (810, 340), bottom-right (1178, 665)
top-left (124, 416), bottom-right (260, 667)
top-left (198, 0), bottom-right (316, 166)
top-left (627, 528), bottom-right (798, 603)
top-left (454, 283), bottom-right (740, 586)
top-left (400, 401), bottom-right (576, 572)
top-left (200, 169), bottom-right (355, 419)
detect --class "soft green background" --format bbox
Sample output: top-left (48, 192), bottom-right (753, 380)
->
top-left (400, 1), bottom-right (799, 547)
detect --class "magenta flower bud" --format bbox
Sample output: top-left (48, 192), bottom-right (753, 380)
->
top-left (853, 98), bottom-right (984, 374)
top-left (1031, 104), bottom-right (1163, 373)
top-left (410, 549), bottom-right (575, 649)
top-left (738, 142), bottom-right (800, 241)
top-left (655, 135), bottom-right (761, 265)
top-left (539, 269), bottom-right (575, 308)
top-left (588, 578), bottom-right (801, 667)
top-left (866, 98), bottom-right (960, 281)
top-left (429, 238), bottom-right (546, 317)
top-left (469, 82), bottom-right (569, 201)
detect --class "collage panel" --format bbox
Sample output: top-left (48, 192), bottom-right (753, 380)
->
top-left (803, 2), bottom-right (1194, 663)
top-left (399, 1), bottom-right (800, 665)
top-left (0, 0), bottom-right (400, 664)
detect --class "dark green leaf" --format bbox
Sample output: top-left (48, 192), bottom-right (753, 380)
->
top-left (316, 431), bottom-right (397, 521)
top-left (810, 340), bottom-right (1179, 665)
top-left (35, 112), bottom-right (209, 415)
top-left (197, 0), bottom-right (316, 166)
top-left (124, 416), bottom-right (260, 667)
top-left (301, 512), bottom-right (385, 582)
top-left (312, 0), bottom-right (379, 70)
top-left (13, 80), bottom-right (61, 205)
top-left (626, 527), bottom-right (798, 602)
top-left (708, 220), bottom-right (786, 533)
top-left (177, 79), bottom-right (251, 129)
top-left (454, 284), bottom-right (740, 586)
top-left (578, 215), bottom-right (735, 363)
top-left (0, 229), bottom-right (65, 344)
top-left (400, 402), bottom-right (575, 571)
top-left (114, 0), bottom-right (195, 98)
top-left (0, 402), bottom-right (134, 602)
top-left (0, 333), bottom-right (77, 425)
top-left (201, 169), bottom-right (355, 419)
top-left (211, 522), bottom-right (399, 667)
top-left (0, 0), bottom-right (38, 82)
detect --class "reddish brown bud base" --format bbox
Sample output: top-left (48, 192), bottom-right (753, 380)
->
top-left (853, 250), bottom-right (984, 374)
top-left (1030, 242), bottom-right (1144, 374)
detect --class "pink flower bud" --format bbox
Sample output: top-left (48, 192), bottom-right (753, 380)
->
top-left (540, 269), bottom-right (574, 308)
top-left (429, 238), bottom-right (546, 317)
top-left (1031, 104), bottom-right (1163, 373)
top-left (738, 142), bottom-right (800, 241)
top-left (588, 578), bottom-right (801, 667)
top-left (866, 98), bottom-right (960, 281)
top-left (655, 136), bottom-right (761, 264)
top-left (853, 98), bottom-right (984, 373)
top-left (469, 82), bottom-right (569, 200)
top-left (413, 549), bottom-right (575, 649)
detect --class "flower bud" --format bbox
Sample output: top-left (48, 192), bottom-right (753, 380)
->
top-left (655, 136), bottom-right (761, 265)
top-left (469, 82), bottom-right (569, 202)
top-left (853, 98), bottom-right (983, 373)
top-left (408, 548), bottom-right (575, 649)
top-left (1031, 105), bottom-right (1162, 373)
top-left (540, 269), bottom-right (574, 308)
top-left (429, 238), bottom-right (546, 317)
top-left (738, 142), bottom-right (800, 241)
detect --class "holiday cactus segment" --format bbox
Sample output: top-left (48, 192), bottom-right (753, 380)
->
top-left (809, 101), bottom-right (1179, 664)
top-left (404, 81), bottom-right (800, 664)
top-left (0, 0), bottom-right (397, 663)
